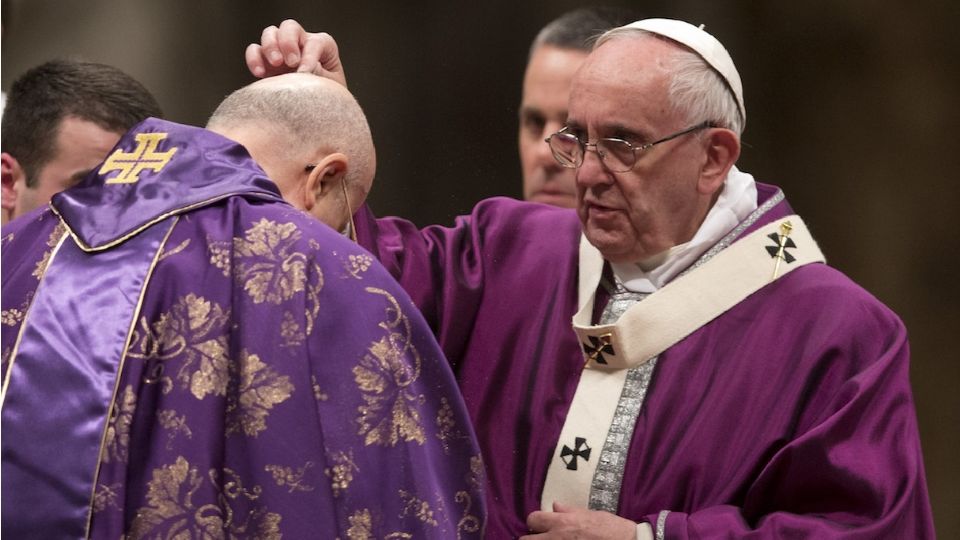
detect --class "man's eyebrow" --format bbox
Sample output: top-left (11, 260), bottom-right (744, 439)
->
top-left (609, 123), bottom-right (646, 139)
top-left (519, 105), bottom-right (544, 117)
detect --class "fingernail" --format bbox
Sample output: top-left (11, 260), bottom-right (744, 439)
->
top-left (286, 53), bottom-right (299, 66)
top-left (269, 51), bottom-right (283, 64)
top-left (253, 66), bottom-right (265, 77)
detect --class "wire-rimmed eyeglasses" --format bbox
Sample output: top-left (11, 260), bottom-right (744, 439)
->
top-left (545, 121), bottom-right (713, 173)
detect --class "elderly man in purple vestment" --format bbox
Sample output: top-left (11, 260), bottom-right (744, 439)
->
top-left (248, 18), bottom-right (935, 539)
top-left (1, 74), bottom-right (485, 539)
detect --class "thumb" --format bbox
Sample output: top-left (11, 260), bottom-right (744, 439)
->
top-left (552, 501), bottom-right (578, 513)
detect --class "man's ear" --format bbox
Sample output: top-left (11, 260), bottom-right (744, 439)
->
top-left (697, 128), bottom-right (740, 196)
top-left (303, 152), bottom-right (349, 211)
top-left (2, 153), bottom-right (26, 216)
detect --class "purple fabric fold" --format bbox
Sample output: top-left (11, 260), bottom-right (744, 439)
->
top-left (2, 217), bottom-right (173, 539)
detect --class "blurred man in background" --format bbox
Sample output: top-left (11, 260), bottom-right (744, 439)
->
top-left (518, 8), bottom-right (635, 207)
top-left (1, 59), bottom-right (162, 225)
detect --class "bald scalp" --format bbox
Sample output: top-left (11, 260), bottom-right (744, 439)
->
top-left (207, 73), bottom-right (375, 195)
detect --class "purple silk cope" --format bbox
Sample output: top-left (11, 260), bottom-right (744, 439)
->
top-left (1, 118), bottom-right (486, 539)
top-left (353, 186), bottom-right (935, 538)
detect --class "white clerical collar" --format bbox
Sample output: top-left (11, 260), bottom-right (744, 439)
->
top-left (612, 166), bottom-right (758, 293)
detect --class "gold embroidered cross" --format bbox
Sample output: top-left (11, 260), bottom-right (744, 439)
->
top-left (100, 133), bottom-right (177, 184)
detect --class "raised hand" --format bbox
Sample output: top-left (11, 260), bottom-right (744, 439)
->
top-left (245, 19), bottom-right (347, 88)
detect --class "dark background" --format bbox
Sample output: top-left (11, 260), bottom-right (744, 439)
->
top-left (3, 1), bottom-right (958, 536)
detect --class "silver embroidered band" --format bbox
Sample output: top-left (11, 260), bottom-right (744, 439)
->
top-left (656, 510), bottom-right (670, 540)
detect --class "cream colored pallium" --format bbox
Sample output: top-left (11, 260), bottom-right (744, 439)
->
top-left (541, 215), bottom-right (824, 511)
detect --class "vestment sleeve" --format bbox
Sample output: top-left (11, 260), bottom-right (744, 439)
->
top-left (303, 234), bottom-right (486, 538)
top-left (352, 202), bottom-right (488, 366)
top-left (643, 311), bottom-right (934, 539)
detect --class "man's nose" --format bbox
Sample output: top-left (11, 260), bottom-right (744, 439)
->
top-left (575, 147), bottom-right (613, 188)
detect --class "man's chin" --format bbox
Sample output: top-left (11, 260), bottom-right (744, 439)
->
top-left (583, 227), bottom-right (633, 262)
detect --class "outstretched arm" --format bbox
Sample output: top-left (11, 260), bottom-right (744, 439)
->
top-left (246, 19), bottom-right (347, 87)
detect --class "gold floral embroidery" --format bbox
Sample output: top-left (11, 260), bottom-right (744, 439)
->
top-left (343, 253), bottom-right (374, 279)
top-left (435, 397), bottom-right (466, 455)
top-left (159, 238), bottom-right (191, 262)
top-left (208, 240), bottom-right (231, 277)
top-left (468, 455), bottom-right (484, 491)
top-left (157, 409), bottom-right (193, 449)
top-left (128, 293), bottom-right (231, 399)
top-left (455, 490), bottom-right (482, 539)
top-left (92, 482), bottom-right (123, 513)
top-left (325, 451), bottom-right (358, 497)
top-left (31, 221), bottom-right (66, 280)
top-left (143, 361), bottom-right (174, 394)
top-left (312, 375), bottom-right (329, 401)
top-left (399, 491), bottom-right (438, 526)
top-left (220, 219), bottom-right (324, 337)
top-left (280, 311), bottom-right (304, 347)
top-left (233, 218), bottom-right (308, 304)
top-left (2, 231), bottom-right (14, 246)
top-left (129, 295), bottom-right (293, 437)
top-left (103, 385), bottom-right (136, 464)
top-left (346, 509), bottom-right (374, 540)
top-left (454, 455), bottom-right (485, 539)
top-left (190, 338), bottom-right (230, 400)
top-left (302, 268), bottom-right (323, 337)
top-left (129, 456), bottom-right (282, 539)
top-left (353, 288), bottom-right (426, 446)
top-left (2, 295), bottom-right (33, 334)
top-left (129, 456), bottom-right (203, 537)
top-left (225, 350), bottom-right (294, 438)
top-left (1, 307), bottom-right (24, 326)
top-left (345, 508), bottom-right (414, 540)
top-left (265, 461), bottom-right (315, 493)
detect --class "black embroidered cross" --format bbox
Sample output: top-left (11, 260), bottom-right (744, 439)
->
top-left (765, 233), bottom-right (797, 262)
top-left (560, 437), bottom-right (591, 471)
top-left (582, 333), bottom-right (615, 365)
top-left (766, 221), bottom-right (796, 280)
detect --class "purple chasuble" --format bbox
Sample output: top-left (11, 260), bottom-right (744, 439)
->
top-left (1, 118), bottom-right (486, 539)
top-left (353, 186), bottom-right (935, 539)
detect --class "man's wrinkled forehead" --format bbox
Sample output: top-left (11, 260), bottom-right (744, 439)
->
top-left (567, 38), bottom-right (673, 118)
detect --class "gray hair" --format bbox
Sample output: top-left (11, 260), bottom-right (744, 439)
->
top-left (597, 28), bottom-right (744, 135)
top-left (207, 80), bottom-right (375, 192)
top-left (529, 7), bottom-right (638, 58)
